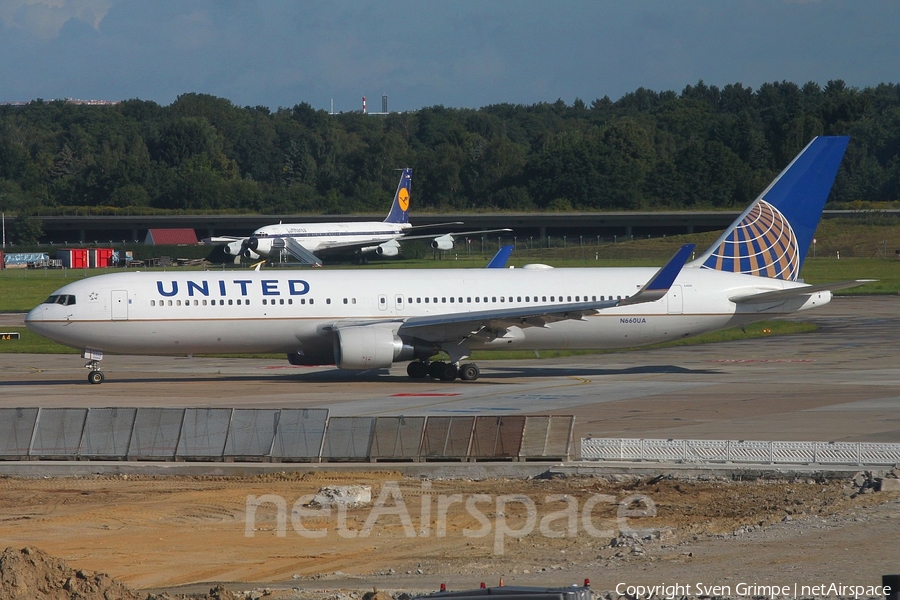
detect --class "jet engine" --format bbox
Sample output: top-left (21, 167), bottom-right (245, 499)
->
top-left (376, 240), bottom-right (401, 257)
top-left (245, 236), bottom-right (275, 258)
top-left (431, 234), bottom-right (454, 251)
top-left (333, 326), bottom-right (415, 369)
top-left (223, 240), bottom-right (245, 256)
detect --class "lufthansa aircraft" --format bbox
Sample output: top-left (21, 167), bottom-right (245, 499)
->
top-left (27, 137), bottom-right (861, 384)
top-left (207, 168), bottom-right (507, 264)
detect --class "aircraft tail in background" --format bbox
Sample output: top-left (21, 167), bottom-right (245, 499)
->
top-left (690, 136), bottom-right (850, 281)
top-left (384, 167), bottom-right (413, 224)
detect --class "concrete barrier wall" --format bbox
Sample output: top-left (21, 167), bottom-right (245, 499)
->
top-left (0, 408), bottom-right (574, 462)
top-left (582, 437), bottom-right (900, 466)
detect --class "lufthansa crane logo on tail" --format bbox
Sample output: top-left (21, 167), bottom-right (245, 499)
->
top-left (701, 200), bottom-right (800, 281)
top-left (398, 188), bottom-right (410, 212)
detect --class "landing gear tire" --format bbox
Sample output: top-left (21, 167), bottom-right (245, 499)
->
top-left (438, 363), bottom-right (459, 381)
top-left (459, 363), bottom-right (480, 381)
top-left (427, 361), bottom-right (446, 379)
top-left (88, 370), bottom-right (105, 385)
top-left (407, 361), bottom-right (428, 379)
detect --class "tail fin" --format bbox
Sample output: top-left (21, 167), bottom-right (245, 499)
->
top-left (384, 167), bottom-right (413, 224)
top-left (691, 136), bottom-right (849, 281)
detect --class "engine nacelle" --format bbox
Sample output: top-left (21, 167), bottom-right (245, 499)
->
top-left (431, 234), bottom-right (454, 251)
top-left (333, 326), bottom-right (412, 370)
top-left (376, 240), bottom-right (401, 257)
top-left (246, 236), bottom-right (275, 257)
top-left (224, 240), bottom-right (245, 256)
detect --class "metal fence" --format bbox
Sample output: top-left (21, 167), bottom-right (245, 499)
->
top-left (0, 408), bottom-right (573, 462)
top-left (581, 437), bottom-right (900, 466)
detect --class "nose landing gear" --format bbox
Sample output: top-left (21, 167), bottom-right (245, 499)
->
top-left (83, 350), bottom-right (105, 384)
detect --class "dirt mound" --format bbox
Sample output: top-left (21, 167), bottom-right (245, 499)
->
top-left (0, 546), bottom-right (142, 600)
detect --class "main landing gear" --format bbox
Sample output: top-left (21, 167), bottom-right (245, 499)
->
top-left (406, 360), bottom-right (480, 382)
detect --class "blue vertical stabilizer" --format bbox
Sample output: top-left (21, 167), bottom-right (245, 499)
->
top-left (692, 136), bottom-right (849, 281)
top-left (384, 167), bottom-right (413, 224)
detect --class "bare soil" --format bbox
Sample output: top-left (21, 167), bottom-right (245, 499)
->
top-left (1, 472), bottom-right (898, 599)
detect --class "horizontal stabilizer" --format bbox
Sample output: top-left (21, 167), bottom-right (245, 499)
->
top-left (730, 280), bottom-right (875, 304)
top-left (618, 244), bottom-right (694, 306)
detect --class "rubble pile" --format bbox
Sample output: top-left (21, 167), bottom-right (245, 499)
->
top-left (0, 546), bottom-right (142, 600)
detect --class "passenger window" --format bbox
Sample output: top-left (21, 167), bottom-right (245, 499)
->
top-left (280, 299), bottom-right (285, 305)
top-left (326, 298), bottom-right (331, 304)
top-left (228, 299), bottom-right (233, 305)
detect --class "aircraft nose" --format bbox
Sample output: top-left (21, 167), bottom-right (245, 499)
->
top-left (25, 305), bottom-right (43, 324)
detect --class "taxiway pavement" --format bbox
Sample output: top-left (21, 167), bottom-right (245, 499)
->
top-left (2, 296), bottom-right (898, 444)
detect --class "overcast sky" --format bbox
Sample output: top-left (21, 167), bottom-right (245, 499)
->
top-left (1, 0), bottom-right (898, 112)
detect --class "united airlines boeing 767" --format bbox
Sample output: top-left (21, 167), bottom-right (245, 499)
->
top-left (27, 137), bottom-right (862, 384)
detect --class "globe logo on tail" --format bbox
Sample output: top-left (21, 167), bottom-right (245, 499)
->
top-left (701, 200), bottom-right (800, 281)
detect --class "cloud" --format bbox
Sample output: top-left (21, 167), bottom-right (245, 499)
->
top-left (0, 0), bottom-right (112, 40)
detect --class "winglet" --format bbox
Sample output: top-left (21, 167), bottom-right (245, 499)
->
top-left (618, 244), bottom-right (694, 306)
top-left (486, 245), bottom-right (514, 268)
top-left (384, 167), bottom-right (413, 224)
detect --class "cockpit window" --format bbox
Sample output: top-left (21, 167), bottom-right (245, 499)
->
top-left (43, 294), bottom-right (75, 306)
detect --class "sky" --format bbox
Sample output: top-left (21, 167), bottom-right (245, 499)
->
top-left (1, 0), bottom-right (898, 112)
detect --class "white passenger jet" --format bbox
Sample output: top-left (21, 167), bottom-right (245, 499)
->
top-left (206, 168), bottom-right (507, 264)
top-left (27, 137), bottom-right (863, 384)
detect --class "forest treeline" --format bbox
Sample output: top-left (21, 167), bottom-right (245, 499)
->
top-left (1, 79), bottom-right (899, 220)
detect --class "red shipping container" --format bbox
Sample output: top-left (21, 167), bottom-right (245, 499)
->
top-left (61, 248), bottom-right (89, 269)
top-left (96, 248), bottom-right (113, 267)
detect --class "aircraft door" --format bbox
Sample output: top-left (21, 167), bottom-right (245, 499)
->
top-left (667, 285), bottom-right (683, 314)
top-left (111, 290), bottom-right (129, 320)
